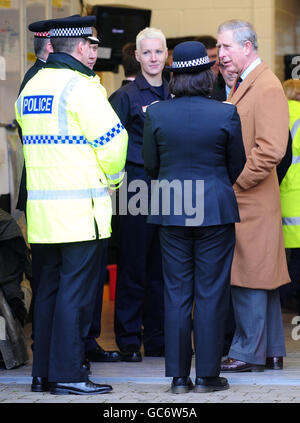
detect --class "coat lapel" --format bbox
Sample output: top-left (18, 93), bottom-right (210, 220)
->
top-left (228, 62), bottom-right (267, 104)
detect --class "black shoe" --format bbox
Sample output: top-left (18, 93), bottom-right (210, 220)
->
top-left (120, 350), bottom-right (142, 362)
top-left (50, 380), bottom-right (113, 395)
top-left (144, 349), bottom-right (165, 357)
top-left (265, 356), bottom-right (283, 370)
top-left (171, 377), bottom-right (194, 394)
top-left (31, 377), bottom-right (50, 392)
top-left (85, 345), bottom-right (121, 362)
top-left (194, 376), bottom-right (229, 393)
top-left (221, 358), bottom-right (264, 372)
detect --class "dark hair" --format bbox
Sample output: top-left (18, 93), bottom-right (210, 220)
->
top-left (34, 38), bottom-right (50, 57)
top-left (50, 37), bottom-right (87, 54)
top-left (169, 69), bottom-right (216, 97)
top-left (122, 42), bottom-right (140, 77)
top-left (194, 35), bottom-right (217, 50)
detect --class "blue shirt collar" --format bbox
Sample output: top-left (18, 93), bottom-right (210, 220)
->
top-left (240, 57), bottom-right (262, 81)
top-left (225, 84), bottom-right (231, 98)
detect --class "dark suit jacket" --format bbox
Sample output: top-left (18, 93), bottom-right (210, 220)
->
top-left (277, 131), bottom-right (292, 184)
top-left (19, 58), bottom-right (46, 95)
top-left (143, 95), bottom-right (246, 227)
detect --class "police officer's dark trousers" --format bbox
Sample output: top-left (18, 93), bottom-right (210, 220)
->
top-left (84, 238), bottom-right (108, 353)
top-left (159, 224), bottom-right (235, 377)
top-left (114, 163), bottom-right (164, 352)
top-left (32, 239), bottom-right (103, 382)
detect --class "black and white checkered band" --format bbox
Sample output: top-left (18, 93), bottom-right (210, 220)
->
top-left (50, 26), bottom-right (93, 38)
top-left (172, 55), bottom-right (210, 69)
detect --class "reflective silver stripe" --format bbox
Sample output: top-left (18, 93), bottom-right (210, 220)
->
top-left (58, 76), bottom-right (81, 135)
top-left (292, 155), bottom-right (300, 164)
top-left (28, 187), bottom-right (108, 200)
top-left (287, 119), bottom-right (300, 164)
top-left (282, 217), bottom-right (300, 226)
top-left (16, 95), bottom-right (22, 117)
top-left (291, 119), bottom-right (300, 140)
top-left (106, 169), bottom-right (125, 180)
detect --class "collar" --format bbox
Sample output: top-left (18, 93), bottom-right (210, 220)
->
top-left (225, 84), bottom-right (231, 98)
top-left (45, 52), bottom-right (95, 77)
top-left (134, 72), bottom-right (169, 99)
top-left (240, 57), bottom-right (262, 81)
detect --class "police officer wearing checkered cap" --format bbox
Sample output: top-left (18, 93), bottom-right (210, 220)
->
top-left (15, 15), bottom-right (128, 395)
top-left (16, 20), bottom-right (54, 368)
top-left (143, 41), bottom-right (246, 393)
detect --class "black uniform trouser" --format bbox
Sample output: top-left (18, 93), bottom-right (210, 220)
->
top-left (31, 239), bottom-right (103, 382)
top-left (114, 163), bottom-right (164, 352)
top-left (29, 244), bottom-right (44, 349)
top-left (84, 238), bottom-right (109, 353)
top-left (159, 224), bottom-right (235, 377)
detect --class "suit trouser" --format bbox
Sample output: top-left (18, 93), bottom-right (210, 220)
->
top-left (29, 238), bottom-right (106, 355)
top-left (31, 240), bottom-right (103, 382)
top-left (33, 241), bottom-right (109, 355)
top-left (229, 286), bottom-right (286, 365)
top-left (29, 244), bottom-right (44, 350)
top-left (114, 163), bottom-right (164, 352)
top-left (159, 224), bottom-right (235, 377)
top-left (84, 238), bottom-right (108, 353)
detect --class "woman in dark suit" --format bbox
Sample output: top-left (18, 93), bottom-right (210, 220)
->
top-left (142, 41), bottom-right (246, 394)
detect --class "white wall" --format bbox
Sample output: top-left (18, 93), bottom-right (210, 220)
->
top-left (0, 0), bottom-right (79, 125)
top-left (275, 0), bottom-right (300, 81)
top-left (1, 0), bottom-right (299, 125)
top-left (87, 0), bottom-right (277, 95)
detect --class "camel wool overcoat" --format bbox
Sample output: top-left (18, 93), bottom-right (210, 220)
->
top-left (228, 62), bottom-right (290, 289)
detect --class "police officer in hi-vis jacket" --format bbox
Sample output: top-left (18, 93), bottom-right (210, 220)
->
top-left (15, 15), bottom-right (128, 395)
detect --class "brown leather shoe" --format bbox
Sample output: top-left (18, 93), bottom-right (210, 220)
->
top-left (265, 356), bottom-right (283, 370)
top-left (221, 358), bottom-right (264, 372)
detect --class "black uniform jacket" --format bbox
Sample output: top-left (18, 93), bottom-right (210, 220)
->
top-left (109, 72), bottom-right (171, 166)
top-left (143, 95), bottom-right (246, 227)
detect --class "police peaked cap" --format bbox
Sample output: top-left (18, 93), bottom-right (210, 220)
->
top-left (166, 41), bottom-right (215, 73)
top-left (86, 26), bottom-right (100, 45)
top-left (28, 19), bottom-right (52, 38)
top-left (48, 14), bottom-right (96, 38)
top-left (87, 35), bottom-right (100, 45)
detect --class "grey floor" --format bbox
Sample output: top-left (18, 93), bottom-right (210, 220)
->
top-left (1, 298), bottom-right (300, 403)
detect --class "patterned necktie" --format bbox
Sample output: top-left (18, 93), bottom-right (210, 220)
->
top-left (234, 77), bottom-right (243, 93)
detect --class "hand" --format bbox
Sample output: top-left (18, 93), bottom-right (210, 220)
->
top-left (233, 183), bottom-right (243, 194)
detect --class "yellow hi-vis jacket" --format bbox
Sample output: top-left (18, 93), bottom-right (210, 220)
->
top-left (280, 99), bottom-right (300, 247)
top-left (15, 66), bottom-right (128, 244)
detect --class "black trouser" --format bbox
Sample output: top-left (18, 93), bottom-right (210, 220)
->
top-left (84, 238), bottom-right (108, 353)
top-left (32, 239), bottom-right (103, 382)
top-left (114, 163), bottom-right (164, 352)
top-left (160, 224), bottom-right (235, 377)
